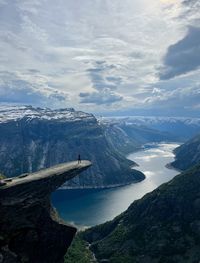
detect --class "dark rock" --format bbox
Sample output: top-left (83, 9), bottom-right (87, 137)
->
top-left (171, 133), bottom-right (200, 171)
top-left (0, 161), bottom-right (91, 263)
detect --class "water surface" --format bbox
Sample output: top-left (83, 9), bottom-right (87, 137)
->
top-left (52, 143), bottom-right (180, 227)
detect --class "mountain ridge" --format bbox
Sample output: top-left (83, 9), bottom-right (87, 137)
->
top-left (102, 116), bottom-right (200, 141)
top-left (171, 133), bottom-right (200, 171)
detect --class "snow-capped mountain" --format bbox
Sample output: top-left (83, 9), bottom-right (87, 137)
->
top-left (0, 105), bottom-right (94, 123)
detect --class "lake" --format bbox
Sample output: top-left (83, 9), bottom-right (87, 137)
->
top-left (51, 142), bottom-right (180, 228)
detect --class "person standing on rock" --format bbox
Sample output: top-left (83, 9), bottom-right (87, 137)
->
top-left (78, 154), bottom-right (81, 164)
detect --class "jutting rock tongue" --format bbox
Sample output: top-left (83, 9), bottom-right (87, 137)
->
top-left (0, 160), bottom-right (91, 263)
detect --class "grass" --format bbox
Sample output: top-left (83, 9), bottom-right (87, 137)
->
top-left (64, 236), bottom-right (96, 263)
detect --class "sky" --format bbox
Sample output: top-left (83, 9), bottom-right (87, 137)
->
top-left (0, 0), bottom-right (200, 116)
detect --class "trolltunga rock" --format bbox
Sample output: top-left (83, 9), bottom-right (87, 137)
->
top-left (0, 161), bottom-right (91, 263)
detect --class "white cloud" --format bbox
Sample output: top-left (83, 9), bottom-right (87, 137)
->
top-left (0, 71), bottom-right (69, 107)
top-left (0, 0), bottom-right (199, 115)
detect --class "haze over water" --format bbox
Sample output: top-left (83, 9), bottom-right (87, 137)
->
top-left (52, 143), bottom-right (180, 227)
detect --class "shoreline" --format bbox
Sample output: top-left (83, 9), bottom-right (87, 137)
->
top-left (165, 162), bottom-right (182, 173)
top-left (52, 142), bottom-right (181, 228)
top-left (60, 142), bottom-right (181, 191)
top-left (59, 178), bottom-right (144, 190)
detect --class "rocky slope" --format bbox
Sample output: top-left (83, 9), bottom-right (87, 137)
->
top-left (77, 164), bottom-right (200, 263)
top-left (0, 106), bottom-right (144, 188)
top-left (171, 133), bottom-right (200, 171)
top-left (0, 161), bottom-right (91, 263)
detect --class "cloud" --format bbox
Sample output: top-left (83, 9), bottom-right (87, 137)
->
top-left (0, 71), bottom-right (68, 106)
top-left (144, 80), bottom-right (200, 112)
top-left (0, 0), bottom-right (199, 115)
top-left (79, 89), bottom-right (123, 105)
top-left (159, 26), bottom-right (200, 80)
top-left (182, 0), bottom-right (200, 17)
top-left (87, 61), bottom-right (120, 92)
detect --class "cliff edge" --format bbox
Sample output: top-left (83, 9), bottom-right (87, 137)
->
top-left (0, 161), bottom-right (91, 263)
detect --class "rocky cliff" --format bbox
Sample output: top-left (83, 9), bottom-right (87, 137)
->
top-left (0, 106), bottom-right (144, 188)
top-left (171, 133), bottom-right (200, 171)
top-left (77, 164), bottom-right (200, 263)
top-left (0, 161), bottom-right (91, 263)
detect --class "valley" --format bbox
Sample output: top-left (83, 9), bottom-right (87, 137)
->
top-left (1, 106), bottom-right (200, 263)
top-left (52, 142), bottom-right (180, 227)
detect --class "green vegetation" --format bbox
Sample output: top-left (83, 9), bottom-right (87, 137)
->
top-left (80, 164), bottom-right (200, 262)
top-left (0, 172), bottom-right (6, 179)
top-left (64, 236), bottom-right (96, 263)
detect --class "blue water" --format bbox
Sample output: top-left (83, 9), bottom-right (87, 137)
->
top-left (51, 143), bottom-right (180, 228)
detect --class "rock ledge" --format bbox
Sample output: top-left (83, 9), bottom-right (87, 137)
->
top-left (0, 161), bottom-right (91, 263)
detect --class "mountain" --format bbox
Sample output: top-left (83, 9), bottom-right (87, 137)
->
top-left (100, 119), bottom-right (178, 155)
top-left (0, 106), bottom-right (144, 188)
top-left (98, 118), bottom-right (178, 155)
top-left (171, 133), bottom-right (200, 171)
top-left (102, 123), bottom-right (141, 155)
top-left (74, 164), bottom-right (200, 263)
top-left (102, 116), bottom-right (200, 141)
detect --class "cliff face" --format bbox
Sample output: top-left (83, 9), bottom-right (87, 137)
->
top-left (0, 161), bottom-right (91, 263)
top-left (81, 165), bottom-right (200, 263)
top-left (171, 133), bottom-right (200, 171)
top-left (0, 106), bottom-right (144, 188)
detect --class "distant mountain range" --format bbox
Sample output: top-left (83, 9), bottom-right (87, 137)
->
top-left (171, 133), bottom-right (200, 171)
top-left (102, 116), bottom-right (200, 141)
top-left (67, 164), bottom-right (200, 263)
top-left (101, 119), bottom-right (177, 155)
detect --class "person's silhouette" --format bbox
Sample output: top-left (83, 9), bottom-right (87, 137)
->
top-left (78, 154), bottom-right (81, 164)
